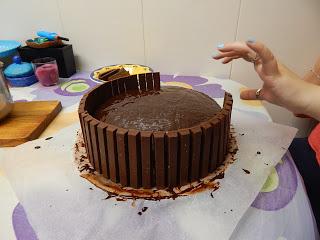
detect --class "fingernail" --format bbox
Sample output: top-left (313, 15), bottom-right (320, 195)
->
top-left (211, 52), bottom-right (220, 58)
top-left (217, 43), bottom-right (224, 49)
top-left (247, 37), bottom-right (256, 43)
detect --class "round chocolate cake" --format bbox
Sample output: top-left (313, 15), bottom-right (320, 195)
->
top-left (78, 72), bottom-right (233, 190)
top-left (94, 86), bottom-right (221, 131)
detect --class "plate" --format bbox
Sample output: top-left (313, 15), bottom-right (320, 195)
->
top-left (90, 64), bottom-right (152, 83)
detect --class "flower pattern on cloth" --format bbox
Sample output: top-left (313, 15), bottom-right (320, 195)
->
top-left (251, 151), bottom-right (298, 211)
top-left (160, 74), bottom-right (225, 98)
top-left (30, 78), bottom-right (97, 107)
top-left (12, 203), bottom-right (38, 240)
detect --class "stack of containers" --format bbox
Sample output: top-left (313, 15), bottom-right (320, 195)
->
top-left (4, 56), bottom-right (37, 87)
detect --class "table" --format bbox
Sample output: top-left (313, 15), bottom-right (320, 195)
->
top-left (0, 72), bottom-right (318, 240)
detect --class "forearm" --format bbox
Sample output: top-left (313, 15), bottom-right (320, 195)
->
top-left (274, 63), bottom-right (320, 121)
top-left (303, 83), bottom-right (320, 121)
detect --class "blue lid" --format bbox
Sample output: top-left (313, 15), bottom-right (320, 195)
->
top-left (4, 56), bottom-right (33, 78)
top-left (0, 40), bottom-right (21, 58)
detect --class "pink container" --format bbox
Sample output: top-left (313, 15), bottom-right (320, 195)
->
top-left (32, 57), bottom-right (59, 86)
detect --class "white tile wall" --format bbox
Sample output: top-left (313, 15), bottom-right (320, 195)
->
top-left (0, 0), bottom-right (319, 135)
top-left (142, 0), bottom-right (240, 77)
top-left (0, 0), bottom-right (62, 42)
top-left (57, 0), bottom-right (145, 71)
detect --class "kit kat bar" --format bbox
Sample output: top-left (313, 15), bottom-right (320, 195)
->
top-left (124, 75), bottom-right (139, 91)
top-left (140, 131), bottom-right (152, 188)
top-left (146, 72), bottom-right (154, 90)
top-left (97, 122), bottom-right (109, 178)
top-left (209, 118), bottom-right (220, 172)
top-left (138, 74), bottom-right (147, 92)
top-left (217, 114), bottom-right (226, 165)
top-left (117, 77), bottom-right (125, 94)
top-left (90, 119), bottom-right (102, 173)
top-left (153, 72), bottom-right (160, 90)
top-left (178, 129), bottom-right (190, 186)
top-left (84, 116), bottom-right (95, 168)
top-left (116, 128), bottom-right (129, 186)
top-left (167, 131), bottom-right (178, 187)
top-left (128, 130), bottom-right (140, 188)
top-left (106, 125), bottom-right (119, 183)
top-left (200, 122), bottom-right (213, 178)
top-left (111, 79), bottom-right (120, 96)
top-left (190, 126), bottom-right (202, 182)
top-left (154, 131), bottom-right (166, 188)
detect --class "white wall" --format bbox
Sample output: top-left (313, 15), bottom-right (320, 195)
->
top-left (1, 0), bottom-right (319, 136)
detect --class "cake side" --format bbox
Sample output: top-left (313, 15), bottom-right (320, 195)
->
top-left (78, 72), bottom-right (233, 189)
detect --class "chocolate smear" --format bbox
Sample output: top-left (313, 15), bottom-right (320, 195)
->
top-left (242, 168), bottom-right (250, 174)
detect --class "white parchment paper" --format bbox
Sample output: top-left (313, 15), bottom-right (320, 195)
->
top-left (0, 110), bottom-right (297, 240)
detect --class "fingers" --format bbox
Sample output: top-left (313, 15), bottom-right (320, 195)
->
top-left (246, 41), bottom-right (273, 63)
top-left (246, 41), bottom-right (279, 75)
top-left (222, 56), bottom-right (240, 64)
top-left (217, 42), bottom-right (251, 54)
top-left (212, 51), bottom-right (238, 60)
top-left (213, 41), bottom-right (256, 63)
top-left (240, 89), bottom-right (263, 100)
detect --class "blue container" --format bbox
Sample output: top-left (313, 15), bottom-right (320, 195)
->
top-left (0, 40), bottom-right (21, 68)
top-left (4, 56), bottom-right (33, 78)
top-left (4, 56), bottom-right (38, 87)
top-left (6, 74), bottom-right (38, 87)
top-left (0, 40), bottom-right (20, 58)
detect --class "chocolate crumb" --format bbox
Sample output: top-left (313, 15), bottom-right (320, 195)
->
top-left (34, 146), bottom-right (41, 149)
top-left (114, 204), bottom-right (117, 206)
top-left (138, 212), bottom-right (142, 215)
top-left (240, 133), bottom-right (245, 136)
top-left (89, 187), bottom-right (93, 190)
top-left (242, 168), bottom-right (250, 174)
top-left (210, 192), bottom-right (214, 198)
top-left (142, 207), bottom-right (148, 212)
top-left (116, 198), bottom-right (126, 201)
top-left (257, 151), bottom-right (261, 155)
top-left (79, 164), bottom-right (94, 173)
top-left (103, 195), bottom-right (113, 200)
top-left (230, 209), bottom-right (233, 212)
top-left (49, 205), bottom-right (52, 208)
top-left (45, 137), bottom-right (53, 140)
top-left (264, 163), bottom-right (269, 166)
top-left (224, 211), bottom-right (226, 214)
top-left (65, 189), bottom-right (69, 192)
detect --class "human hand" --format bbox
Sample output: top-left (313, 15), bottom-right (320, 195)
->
top-left (212, 40), bottom-right (315, 115)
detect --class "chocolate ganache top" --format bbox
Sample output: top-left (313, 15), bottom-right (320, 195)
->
top-left (94, 86), bottom-right (221, 131)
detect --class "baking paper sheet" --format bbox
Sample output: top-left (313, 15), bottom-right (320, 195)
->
top-left (0, 110), bottom-right (297, 240)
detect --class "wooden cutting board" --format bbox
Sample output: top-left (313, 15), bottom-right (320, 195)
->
top-left (0, 101), bottom-right (62, 147)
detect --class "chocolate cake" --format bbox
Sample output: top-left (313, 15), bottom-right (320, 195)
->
top-left (98, 68), bottom-right (130, 82)
top-left (78, 72), bottom-right (233, 190)
top-left (94, 86), bottom-right (221, 131)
